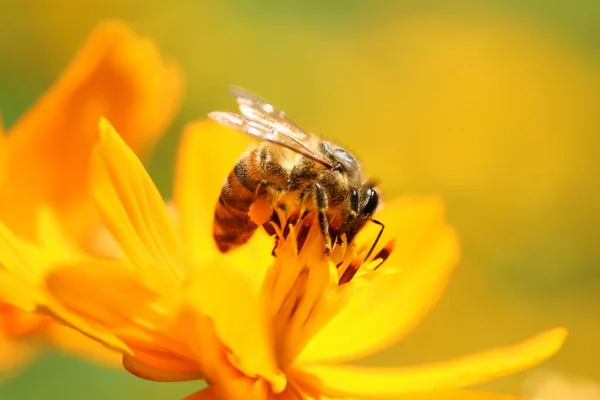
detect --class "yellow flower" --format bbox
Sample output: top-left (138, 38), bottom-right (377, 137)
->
top-left (0, 118), bottom-right (566, 399)
top-left (0, 20), bottom-right (182, 372)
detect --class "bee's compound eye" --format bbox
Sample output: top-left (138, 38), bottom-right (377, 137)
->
top-left (363, 188), bottom-right (379, 214)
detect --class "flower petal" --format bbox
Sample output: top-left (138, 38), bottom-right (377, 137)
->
top-left (0, 20), bottom-right (181, 241)
top-left (91, 118), bottom-right (184, 279)
top-left (186, 260), bottom-right (285, 393)
top-left (296, 328), bottom-right (567, 397)
top-left (45, 260), bottom-right (178, 335)
top-left (298, 197), bottom-right (459, 363)
top-left (39, 259), bottom-right (176, 355)
top-left (181, 308), bottom-right (272, 400)
top-left (123, 352), bottom-right (203, 382)
top-left (0, 217), bottom-right (74, 310)
top-left (173, 119), bottom-right (254, 265)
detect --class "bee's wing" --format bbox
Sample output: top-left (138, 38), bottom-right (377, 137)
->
top-left (229, 86), bottom-right (305, 136)
top-left (208, 111), bottom-right (333, 168)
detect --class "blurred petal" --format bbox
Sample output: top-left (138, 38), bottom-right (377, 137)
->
top-left (0, 217), bottom-right (73, 310)
top-left (91, 118), bottom-right (184, 279)
top-left (0, 20), bottom-right (182, 240)
top-left (296, 328), bottom-right (567, 397)
top-left (174, 119), bottom-right (254, 265)
top-left (298, 197), bottom-right (459, 363)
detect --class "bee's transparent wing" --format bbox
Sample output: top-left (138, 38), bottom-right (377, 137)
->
top-left (208, 111), bottom-right (333, 167)
top-left (229, 86), bottom-right (305, 138)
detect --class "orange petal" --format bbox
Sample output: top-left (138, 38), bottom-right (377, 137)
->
top-left (173, 119), bottom-right (254, 265)
top-left (187, 261), bottom-right (285, 393)
top-left (296, 328), bottom-right (567, 397)
top-left (91, 118), bottom-right (184, 279)
top-left (123, 352), bottom-right (203, 382)
top-left (37, 299), bottom-right (130, 355)
top-left (45, 260), bottom-right (174, 334)
top-left (0, 20), bottom-right (182, 241)
top-left (298, 197), bottom-right (459, 363)
top-left (178, 307), bottom-right (273, 400)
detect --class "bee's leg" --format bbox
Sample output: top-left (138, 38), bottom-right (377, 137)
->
top-left (302, 182), bottom-right (332, 255)
top-left (254, 180), bottom-right (286, 256)
top-left (255, 179), bottom-right (281, 198)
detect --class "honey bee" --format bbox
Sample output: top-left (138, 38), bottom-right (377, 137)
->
top-left (209, 87), bottom-right (383, 255)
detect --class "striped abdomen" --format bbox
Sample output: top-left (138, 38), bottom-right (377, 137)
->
top-left (213, 159), bottom-right (259, 252)
top-left (214, 144), bottom-right (290, 252)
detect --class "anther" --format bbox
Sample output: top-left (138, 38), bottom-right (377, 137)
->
top-left (338, 259), bottom-right (362, 285)
top-left (296, 216), bottom-right (313, 253)
top-left (373, 238), bottom-right (397, 270)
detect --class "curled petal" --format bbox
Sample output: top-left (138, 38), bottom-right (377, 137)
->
top-left (299, 197), bottom-right (459, 364)
top-left (296, 328), bottom-right (567, 397)
top-left (91, 118), bottom-right (184, 279)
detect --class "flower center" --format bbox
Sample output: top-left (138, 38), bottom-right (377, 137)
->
top-left (264, 211), bottom-right (396, 370)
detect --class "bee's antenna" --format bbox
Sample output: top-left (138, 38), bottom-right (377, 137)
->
top-left (363, 219), bottom-right (385, 262)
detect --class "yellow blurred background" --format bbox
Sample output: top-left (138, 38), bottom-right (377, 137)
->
top-left (0, 1), bottom-right (598, 399)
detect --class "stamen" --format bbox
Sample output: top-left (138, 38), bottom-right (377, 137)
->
top-left (295, 216), bottom-right (313, 253)
top-left (338, 260), bottom-right (361, 285)
top-left (373, 238), bottom-right (397, 270)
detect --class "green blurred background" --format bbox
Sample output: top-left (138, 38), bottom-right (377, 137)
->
top-left (0, 1), bottom-right (599, 399)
